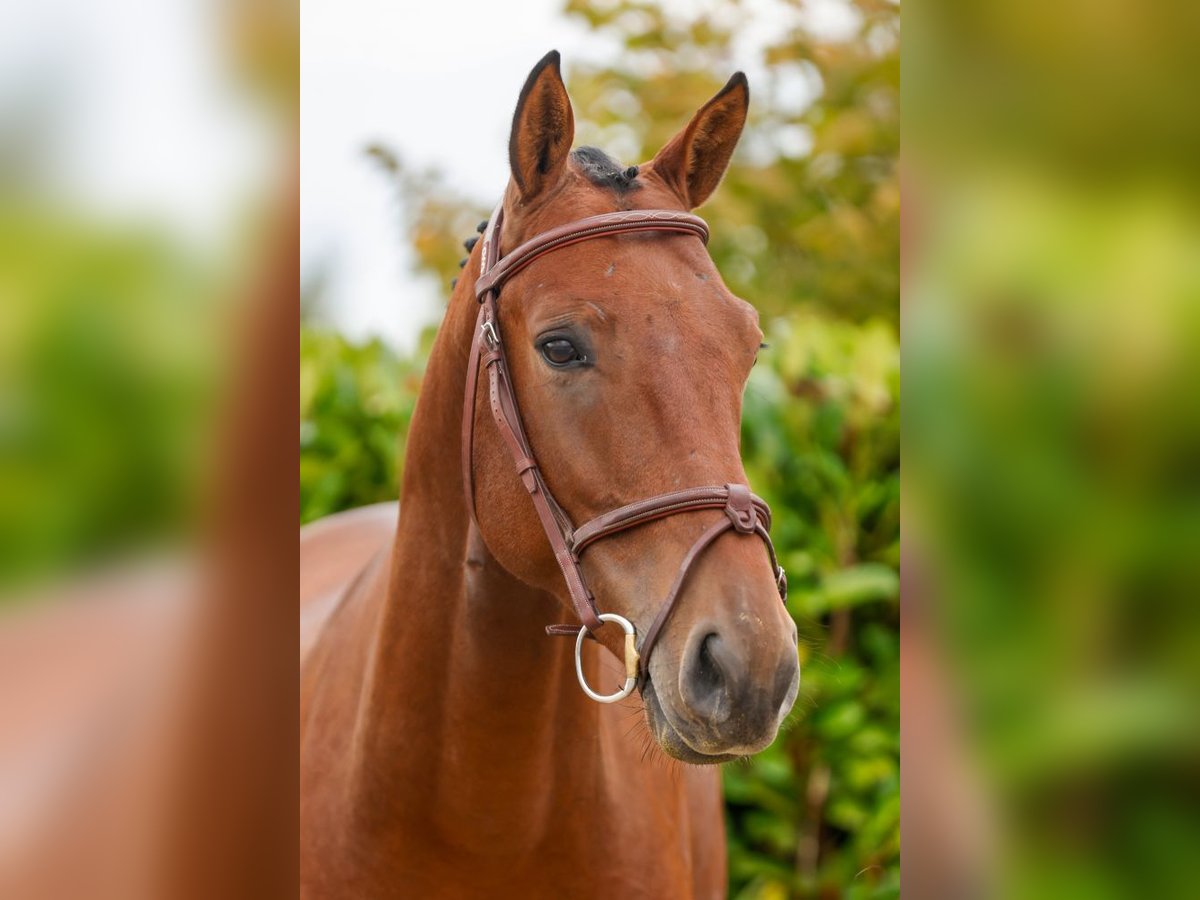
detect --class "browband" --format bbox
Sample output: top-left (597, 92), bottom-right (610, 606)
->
top-left (475, 209), bottom-right (710, 299)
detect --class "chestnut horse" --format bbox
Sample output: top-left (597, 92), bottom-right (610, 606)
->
top-left (300, 52), bottom-right (799, 897)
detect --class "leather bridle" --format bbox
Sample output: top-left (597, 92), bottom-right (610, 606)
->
top-left (462, 201), bottom-right (787, 702)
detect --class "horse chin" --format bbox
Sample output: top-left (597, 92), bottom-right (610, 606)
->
top-left (640, 678), bottom-right (747, 766)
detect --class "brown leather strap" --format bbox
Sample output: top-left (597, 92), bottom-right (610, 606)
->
top-left (461, 200), bottom-right (786, 684)
top-left (637, 517), bottom-right (737, 674)
top-left (475, 209), bottom-right (709, 300)
top-left (460, 303), bottom-right (486, 530)
top-left (570, 485), bottom-right (772, 554)
top-left (550, 484), bottom-right (787, 681)
top-left (479, 294), bottom-right (603, 633)
top-left (461, 203), bottom-right (505, 529)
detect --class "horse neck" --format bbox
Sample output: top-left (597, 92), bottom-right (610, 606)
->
top-left (348, 262), bottom-right (604, 846)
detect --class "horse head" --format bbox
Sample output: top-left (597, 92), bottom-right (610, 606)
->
top-left (468, 52), bottom-right (799, 764)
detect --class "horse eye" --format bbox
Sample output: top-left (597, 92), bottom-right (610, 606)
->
top-left (540, 338), bottom-right (583, 367)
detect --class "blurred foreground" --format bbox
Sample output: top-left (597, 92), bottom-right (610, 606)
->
top-left (906, 1), bottom-right (1200, 897)
top-left (1, 0), bottom-right (296, 896)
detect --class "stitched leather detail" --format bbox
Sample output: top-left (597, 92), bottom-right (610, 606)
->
top-left (476, 210), bottom-right (709, 300)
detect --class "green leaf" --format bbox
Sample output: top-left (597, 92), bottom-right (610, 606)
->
top-left (806, 563), bottom-right (899, 616)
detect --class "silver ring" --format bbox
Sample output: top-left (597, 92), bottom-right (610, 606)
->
top-left (575, 613), bottom-right (638, 703)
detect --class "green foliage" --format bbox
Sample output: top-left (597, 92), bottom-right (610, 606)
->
top-left (562, 0), bottom-right (899, 325)
top-left (906, 172), bottom-right (1200, 898)
top-left (303, 2), bottom-right (898, 895)
top-left (0, 205), bottom-right (217, 593)
top-left (299, 327), bottom-right (425, 524)
top-left (726, 312), bottom-right (899, 899)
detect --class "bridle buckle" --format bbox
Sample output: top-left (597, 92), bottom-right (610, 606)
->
top-left (480, 319), bottom-right (499, 349)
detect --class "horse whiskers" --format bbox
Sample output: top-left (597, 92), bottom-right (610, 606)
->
top-left (620, 710), bottom-right (646, 731)
top-left (638, 733), bottom-right (653, 764)
top-left (777, 707), bottom-right (805, 735)
top-left (623, 711), bottom-right (651, 744)
top-left (632, 725), bottom-right (684, 775)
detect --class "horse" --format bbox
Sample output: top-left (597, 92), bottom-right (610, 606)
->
top-left (300, 51), bottom-right (800, 898)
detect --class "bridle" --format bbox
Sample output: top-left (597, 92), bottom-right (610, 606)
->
top-left (462, 201), bottom-right (787, 703)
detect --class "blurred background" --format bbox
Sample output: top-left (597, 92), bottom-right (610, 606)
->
top-left (2, 0), bottom-right (295, 895)
top-left (302, 1), bottom-right (899, 898)
top-left (905, 1), bottom-right (1200, 897)
top-left (1, 0), bottom-right (287, 595)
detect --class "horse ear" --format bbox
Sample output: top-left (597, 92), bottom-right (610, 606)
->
top-left (509, 50), bottom-right (575, 202)
top-left (650, 73), bottom-right (749, 209)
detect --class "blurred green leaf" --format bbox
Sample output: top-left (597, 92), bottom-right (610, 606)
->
top-left (803, 563), bottom-right (899, 616)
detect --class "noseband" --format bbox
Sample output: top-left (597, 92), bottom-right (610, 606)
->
top-left (462, 202), bottom-right (787, 702)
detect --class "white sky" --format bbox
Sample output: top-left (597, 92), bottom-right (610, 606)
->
top-left (301, 0), bottom-right (857, 351)
top-left (0, 0), bottom-right (268, 249)
top-left (300, 0), bottom-right (616, 350)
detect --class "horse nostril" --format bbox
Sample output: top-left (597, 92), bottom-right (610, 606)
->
top-left (696, 633), bottom-right (724, 695)
top-left (680, 631), bottom-right (732, 722)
